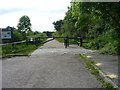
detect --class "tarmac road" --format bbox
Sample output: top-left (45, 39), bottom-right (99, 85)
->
top-left (2, 39), bottom-right (101, 88)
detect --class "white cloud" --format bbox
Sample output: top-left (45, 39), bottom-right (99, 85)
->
top-left (0, 0), bottom-right (71, 32)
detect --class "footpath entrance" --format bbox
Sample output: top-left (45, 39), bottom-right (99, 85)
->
top-left (53, 36), bottom-right (83, 48)
top-left (2, 39), bottom-right (118, 88)
top-left (27, 36), bottom-right (85, 48)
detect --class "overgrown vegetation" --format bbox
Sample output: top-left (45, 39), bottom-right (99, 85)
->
top-left (2, 44), bottom-right (37, 58)
top-left (53, 2), bottom-right (120, 55)
top-left (80, 54), bottom-right (117, 90)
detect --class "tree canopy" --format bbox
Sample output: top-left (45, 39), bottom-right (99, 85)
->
top-left (17, 15), bottom-right (32, 33)
top-left (53, 2), bottom-right (120, 55)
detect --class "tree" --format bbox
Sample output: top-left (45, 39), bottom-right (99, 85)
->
top-left (53, 20), bottom-right (63, 32)
top-left (53, 2), bottom-right (119, 54)
top-left (17, 15), bottom-right (32, 33)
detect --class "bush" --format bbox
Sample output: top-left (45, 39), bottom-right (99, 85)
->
top-left (12, 31), bottom-right (24, 42)
top-left (100, 41), bottom-right (117, 55)
top-left (83, 28), bottom-right (118, 55)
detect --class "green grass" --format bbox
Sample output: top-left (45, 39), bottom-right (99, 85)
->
top-left (2, 43), bottom-right (42, 58)
top-left (99, 42), bottom-right (117, 55)
top-left (55, 38), bottom-right (78, 46)
top-left (80, 54), bottom-right (117, 90)
top-left (55, 38), bottom-right (64, 43)
top-left (1, 38), bottom-right (47, 58)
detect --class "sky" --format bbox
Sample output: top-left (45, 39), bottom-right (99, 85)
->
top-left (0, 0), bottom-right (71, 32)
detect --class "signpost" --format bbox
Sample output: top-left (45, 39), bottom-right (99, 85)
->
top-left (1, 30), bottom-right (11, 39)
top-left (0, 27), bottom-right (12, 43)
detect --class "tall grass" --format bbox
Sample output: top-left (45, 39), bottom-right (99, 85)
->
top-left (2, 43), bottom-right (38, 58)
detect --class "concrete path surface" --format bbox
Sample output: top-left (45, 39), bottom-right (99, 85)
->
top-left (33, 39), bottom-right (119, 87)
top-left (85, 51), bottom-right (118, 87)
top-left (2, 39), bottom-right (102, 88)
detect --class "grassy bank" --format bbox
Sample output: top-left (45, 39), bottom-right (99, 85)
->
top-left (1, 41), bottom-right (45, 58)
top-left (1, 44), bottom-right (38, 58)
top-left (80, 54), bottom-right (117, 90)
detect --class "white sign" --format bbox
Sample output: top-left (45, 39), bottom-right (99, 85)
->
top-left (1, 31), bottom-right (11, 39)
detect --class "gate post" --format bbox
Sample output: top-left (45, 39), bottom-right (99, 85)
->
top-left (77, 37), bottom-right (80, 46)
top-left (67, 36), bottom-right (69, 47)
top-left (80, 36), bottom-right (83, 47)
top-left (64, 36), bottom-right (68, 48)
top-left (77, 36), bottom-right (83, 47)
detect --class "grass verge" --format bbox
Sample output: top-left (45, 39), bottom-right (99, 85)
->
top-left (1, 43), bottom-right (43, 58)
top-left (80, 54), bottom-right (117, 90)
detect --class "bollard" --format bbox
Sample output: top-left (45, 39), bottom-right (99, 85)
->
top-left (80, 36), bottom-right (83, 47)
top-left (64, 37), bottom-right (68, 48)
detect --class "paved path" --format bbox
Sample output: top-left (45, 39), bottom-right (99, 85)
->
top-left (33, 40), bottom-right (119, 86)
top-left (43, 39), bottom-right (118, 85)
top-left (2, 40), bottom-right (102, 88)
top-left (85, 52), bottom-right (118, 86)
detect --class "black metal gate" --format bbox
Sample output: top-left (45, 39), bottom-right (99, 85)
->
top-left (26, 36), bottom-right (86, 48)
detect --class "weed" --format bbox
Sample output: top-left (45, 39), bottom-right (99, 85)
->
top-left (80, 54), bottom-right (117, 90)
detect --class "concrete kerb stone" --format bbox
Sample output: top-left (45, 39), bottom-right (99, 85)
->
top-left (95, 66), bottom-right (118, 89)
top-left (81, 54), bottom-right (118, 89)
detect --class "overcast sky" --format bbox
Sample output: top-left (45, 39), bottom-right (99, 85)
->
top-left (0, 0), bottom-right (71, 32)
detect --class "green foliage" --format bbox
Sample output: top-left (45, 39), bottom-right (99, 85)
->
top-left (17, 15), bottom-right (32, 32)
top-left (12, 30), bottom-right (24, 42)
top-left (1, 15), bottom-right (48, 58)
top-left (53, 2), bottom-right (119, 55)
top-left (27, 32), bottom-right (47, 42)
top-left (17, 15), bottom-right (32, 34)
top-left (100, 42), bottom-right (117, 55)
top-left (53, 32), bottom-right (64, 42)
top-left (2, 38), bottom-right (45, 58)
top-left (53, 20), bottom-right (63, 32)
top-left (102, 82), bottom-right (116, 90)
top-left (27, 31), bottom-right (34, 36)
top-left (2, 44), bottom-right (36, 58)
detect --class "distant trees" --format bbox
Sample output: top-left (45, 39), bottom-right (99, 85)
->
top-left (16, 15), bottom-right (32, 39)
top-left (43, 31), bottom-right (54, 37)
top-left (53, 20), bottom-right (63, 32)
top-left (10, 15), bottom-right (46, 41)
top-left (2, 15), bottom-right (47, 43)
top-left (17, 15), bottom-right (32, 33)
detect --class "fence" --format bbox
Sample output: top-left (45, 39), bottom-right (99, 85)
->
top-left (0, 40), bottom-right (26, 46)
